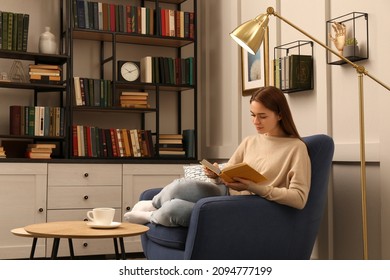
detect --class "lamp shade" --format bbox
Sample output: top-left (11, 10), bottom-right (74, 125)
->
top-left (230, 14), bottom-right (269, 55)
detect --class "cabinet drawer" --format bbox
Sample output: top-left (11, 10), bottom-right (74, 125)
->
top-left (48, 186), bottom-right (121, 209)
top-left (48, 164), bottom-right (122, 186)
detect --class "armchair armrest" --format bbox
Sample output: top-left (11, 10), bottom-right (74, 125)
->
top-left (184, 195), bottom-right (308, 260)
top-left (140, 188), bottom-right (163, 200)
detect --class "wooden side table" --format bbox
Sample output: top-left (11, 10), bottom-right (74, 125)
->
top-left (23, 221), bottom-right (149, 259)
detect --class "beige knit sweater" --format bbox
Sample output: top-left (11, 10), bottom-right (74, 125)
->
top-left (226, 134), bottom-right (311, 209)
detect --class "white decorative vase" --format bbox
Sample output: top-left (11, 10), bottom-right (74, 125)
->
top-left (38, 27), bottom-right (57, 54)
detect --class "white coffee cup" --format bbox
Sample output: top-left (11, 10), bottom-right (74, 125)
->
top-left (87, 208), bottom-right (115, 225)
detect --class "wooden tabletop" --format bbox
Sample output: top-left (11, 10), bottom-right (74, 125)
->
top-left (24, 221), bottom-right (149, 239)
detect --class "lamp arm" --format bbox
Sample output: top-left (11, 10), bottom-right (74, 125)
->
top-left (266, 7), bottom-right (390, 92)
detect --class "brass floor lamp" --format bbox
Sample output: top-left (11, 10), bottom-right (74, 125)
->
top-left (230, 6), bottom-right (390, 260)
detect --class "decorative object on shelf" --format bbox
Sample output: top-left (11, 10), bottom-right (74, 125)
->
top-left (0, 72), bottom-right (10, 82)
top-left (230, 6), bottom-right (390, 260)
top-left (343, 37), bottom-right (359, 58)
top-left (328, 22), bottom-right (346, 56)
top-left (9, 60), bottom-right (27, 82)
top-left (38, 26), bottom-right (57, 54)
top-left (117, 61), bottom-right (141, 82)
top-left (326, 12), bottom-right (368, 65)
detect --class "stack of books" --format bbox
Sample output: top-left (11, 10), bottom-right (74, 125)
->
top-left (0, 147), bottom-right (6, 158)
top-left (158, 134), bottom-right (185, 157)
top-left (120, 92), bottom-right (150, 108)
top-left (29, 64), bottom-right (61, 83)
top-left (26, 143), bottom-right (56, 159)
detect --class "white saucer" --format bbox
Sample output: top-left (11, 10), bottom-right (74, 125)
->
top-left (87, 222), bottom-right (121, 229)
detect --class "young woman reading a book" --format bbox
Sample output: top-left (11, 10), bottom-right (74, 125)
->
top-left (124, 86), bottom-right (311, 227)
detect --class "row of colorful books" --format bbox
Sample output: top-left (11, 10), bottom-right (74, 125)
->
top-left (72, 125), bottom-right (154, 158)
top-left (158, 8), bottom-right (195, 39)
top-left (140, 56), bottom-right (195, 85)
top-left (9, 105), bottom-right (65, 137)
top-left (0, 11), bottom-right (29, 51)
top-left (273, 55), bottom-right (313, 91)
top-left (73, 77), bottom-right (113, 107)
top-left (72, 1), bottom-right (194, 39)
top-left (73, 1), bottom-right (154, 35)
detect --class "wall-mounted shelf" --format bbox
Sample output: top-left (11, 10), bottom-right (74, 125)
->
top-left (273, 40), bottom-right (314, 93)
top-left (326, 12), bottom-right (369, 65)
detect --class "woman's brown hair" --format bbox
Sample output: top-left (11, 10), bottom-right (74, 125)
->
top-left (250, 86), bottom-right (301, 139)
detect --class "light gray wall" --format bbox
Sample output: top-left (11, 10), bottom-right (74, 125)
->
top-left (200, 0), bottom-right (390, 259)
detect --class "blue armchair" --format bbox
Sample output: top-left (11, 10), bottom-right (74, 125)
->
top-left (139, 134), bottom-right (334, 259)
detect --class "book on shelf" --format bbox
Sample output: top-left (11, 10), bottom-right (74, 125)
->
top-left (288, 54), bottom-right (313, 90)
top-left (159, 150), bottom-right (186, 156)
top-left (28, 143), bottom-right (56, 149)
top-left (157, 133), bottom-right (185, 157)
top-left (71, 125), bottom-right (154, 158)
top-left (159, 139), bottom-right (182, 144)
top-left (182, 129), bottom-right (195, 158)
top-left (199, 159), bottom-right (268, 183)
top-left (159, 134), bottom-right (183, 139)
top-left (119, 91), bottom-right (150, 108)
top-left (274, 55), bottom-right (313, 91)
top-left (25, 152), bottom-right (52, 159)
top-left (29, 64), bottom-right (61, 70)
top-left (140, 56), bottom-right (153, 83)
top-left (124, 56), bottom-right (196, 85)
top-left (0, 11), bottom-right (29, 51)
top-left (9, 106), bottom-right (64, 137)
top-left (73, 77), bottom-right (112, 107)
top-left (25, 143), bottom-right (56, 159)
top-left (73, 1), bottom-right (155, 35)
top-left (0, 146), bottom-right (6, 158)
top-left (121, 91), bottom-right (149, 96)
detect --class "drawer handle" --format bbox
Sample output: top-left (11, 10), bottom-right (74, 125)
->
top-left (38, 208), bottom-right (44, 212)
top-left (83, 243), bottom-right (88, 247)
top-left (84, 173), bottom-right (89, 178)
top-left (83, 218), bottom-right (88, 222)
top-left (126, 206), bottom-right (131, 211)
top-left (84, 195), bottom-right (89, 200)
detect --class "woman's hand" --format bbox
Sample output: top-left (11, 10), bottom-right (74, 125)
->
top-left (203, 162), bottom-right (219, 179)
top-left (224, 177), bottom-right (253, 191)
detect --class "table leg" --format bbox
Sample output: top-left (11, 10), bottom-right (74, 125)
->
top-left (51, 238), bottom-right (60, 259)
top-left (68, 239), bottom-right (75, 259)
top-left (113, 238), bottom-right (120, 260)
top-left (119, 237), bottom-right (126, 260)
top-left (29, 238), bottom-right (37, 259)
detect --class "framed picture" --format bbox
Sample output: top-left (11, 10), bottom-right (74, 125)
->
top-left (241, 43), bottom-right (269, 96)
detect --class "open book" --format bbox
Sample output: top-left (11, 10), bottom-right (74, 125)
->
top-left (200, 159), bottom-right (267, 183)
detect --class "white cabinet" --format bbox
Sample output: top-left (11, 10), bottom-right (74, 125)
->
top-left (0, 162), bottom-right (185, 258)
top-left (0, 163), bottom-right (47, 259)
top-left (47, 163), bottom-right (122, 257)
top-left (122, 164), bottom-right (184, 252)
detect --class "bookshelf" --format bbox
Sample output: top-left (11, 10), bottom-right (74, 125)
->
top-left (64, 0), bottom-right (197, 161)
top-left (273, 40), bottom-right (314, 93)
top-left (0, 9), bottom-right (68, 159)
